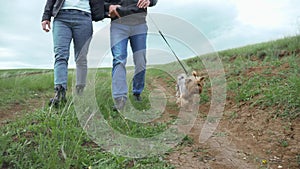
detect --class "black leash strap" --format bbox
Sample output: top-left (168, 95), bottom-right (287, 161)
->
top-left (149, 15), bottom-right (189, 75)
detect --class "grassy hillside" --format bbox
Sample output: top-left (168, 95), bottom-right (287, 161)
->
top-left (187, 35), bottom-right (300, 119)
top-left (0, 35), bottom-right (299, 168)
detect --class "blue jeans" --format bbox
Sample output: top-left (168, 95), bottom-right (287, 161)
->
top-left (52, 9), bottom-right (93, 90)
top-left (110, 23), bottom-right (148, 99)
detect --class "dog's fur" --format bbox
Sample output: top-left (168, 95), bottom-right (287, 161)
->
top-left (176, 71), bottom-right (205, 108)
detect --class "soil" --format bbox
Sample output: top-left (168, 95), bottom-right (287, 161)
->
top-left (164, 100), bottom-right (300, 169)
top-left (0, 97), bottom-right (48, 127)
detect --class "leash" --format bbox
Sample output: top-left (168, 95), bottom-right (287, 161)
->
top-left (148, 15), bottom-right (189, 75)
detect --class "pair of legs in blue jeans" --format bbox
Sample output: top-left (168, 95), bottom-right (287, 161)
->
top-left (110, 22), bottom-right (148, 104)
top-left (52, 9), bottom-right (93, 91)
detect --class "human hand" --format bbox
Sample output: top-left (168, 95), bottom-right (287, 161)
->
top-left (109, 5), bottom-right (121, 18)
top-left (42, 20), bottom-right (51, 32)
top-left (137, 0), bottom-right (150, 8)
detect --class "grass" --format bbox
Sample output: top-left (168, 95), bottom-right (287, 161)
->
top-left (216, 35), bottom-right (300, 119)
top-left (1, 35), bottom-right (300, 168)
top-left (0, 69), bottom-right (53, 110)
top-left (95, 68), bottom-right (174, 137)
top-left (0, 69), bottom-right (174, 169)
top-left (0, 107), bottom-right (172, 168)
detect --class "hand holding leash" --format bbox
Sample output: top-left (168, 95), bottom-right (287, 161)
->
top-left (137, 0), bottom-right (150, 8)
top-left (109, 5), bottom-right (121, 18)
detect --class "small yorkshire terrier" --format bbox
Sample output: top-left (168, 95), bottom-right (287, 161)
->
top-left (176, 71), bottom-right (205, 109)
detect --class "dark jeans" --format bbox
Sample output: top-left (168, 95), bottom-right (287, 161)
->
top-left (110, 22), bottom-right (148, 99)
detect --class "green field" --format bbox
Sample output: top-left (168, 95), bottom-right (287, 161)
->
top-left (0, 35), bottom-right (299, 169)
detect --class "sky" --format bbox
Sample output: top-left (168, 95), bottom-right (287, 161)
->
top-left (0, 0), bottom-right (300, 69)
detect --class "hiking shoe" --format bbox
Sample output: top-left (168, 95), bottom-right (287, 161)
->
top-left (60, 88), bottom-right (67, 103)
top-left (49, 85), bottom-right (66, 107)
top-left (112, 97), bottom-right (127, 112)
top-left (76, 85), bottom-right (85, 95)
top-left (133, 93), bottom-right (142, 102)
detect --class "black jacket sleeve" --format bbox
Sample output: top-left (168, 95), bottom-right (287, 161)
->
top-left (149, 0), bottom-right (158, 7)
top-left (90, 0), bottom-right (105, 21)
top-left (42, 0), bottom-right (56, 21)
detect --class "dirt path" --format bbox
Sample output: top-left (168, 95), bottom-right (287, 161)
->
top-left (0, 97), bottom-right (48, 126)
top-left (166, 115), bottom-right (257, 169)
top-left (150, 77), bottom-right (260, 168)
top-left (165, 97), bottom-right (300, 169)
